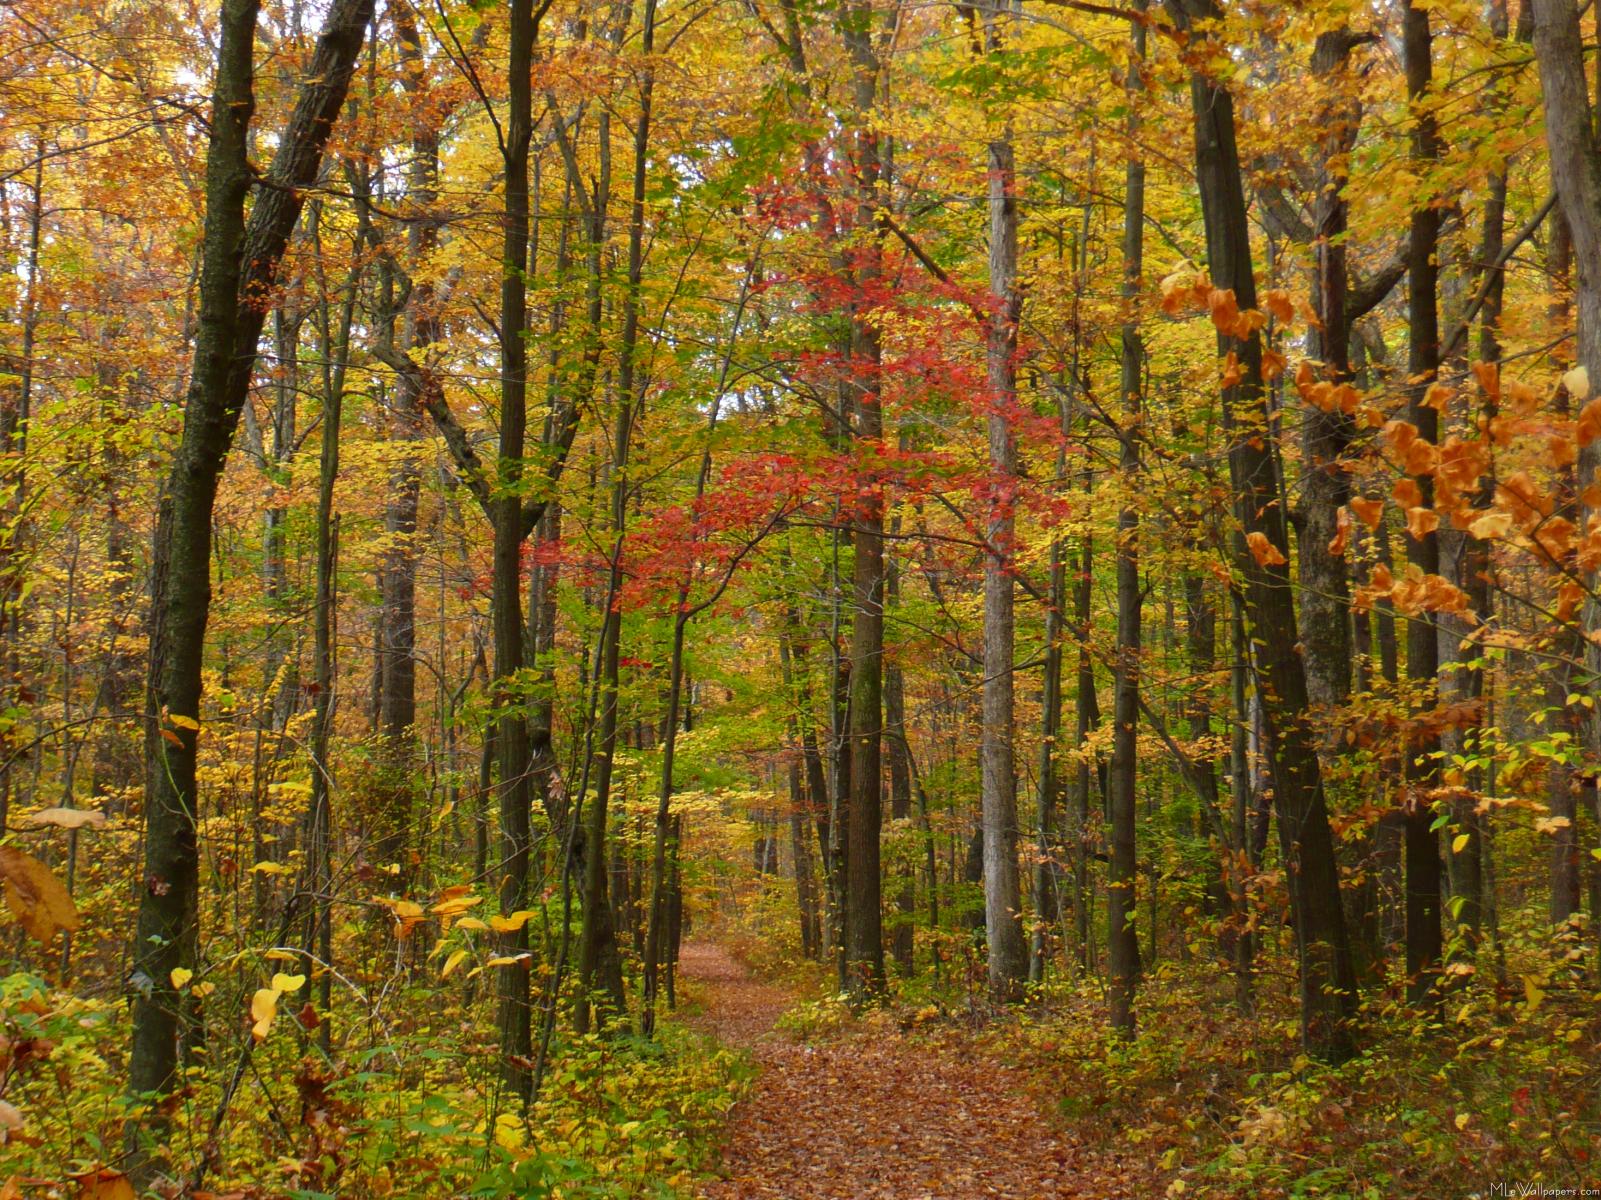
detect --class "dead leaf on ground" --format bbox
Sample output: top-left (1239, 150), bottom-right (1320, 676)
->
top-left (71, 1167), bottom-right (135, 1200)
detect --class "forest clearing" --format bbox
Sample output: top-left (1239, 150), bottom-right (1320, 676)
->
top-left (1, 0), bottom-right (1601, 1193)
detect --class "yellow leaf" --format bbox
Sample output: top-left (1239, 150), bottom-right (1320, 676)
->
top-left (442, 949), bottom-right (468, 977)
top-left (455, 917), bottom-right (489, 931)
top-left (494, 1112), bottom-right (526, 1151)
top-left (1454, 1112), bottom-right (1470, 1131)
top-left (1561, 364), bottom-right (1590, 400)
top-left (270, 972), bottom-right (306, 993)
top-left (168, 713), bottom-right (201, 732)
top-left (250, 987), bottom-right (279, 1041)
top-left (170, 968), bottom-right (193, 989)
top-left (489, 910), bottom-right (535, 933)
top-left (486, 954), bottom-right (531, 967)
top-left (0, 847), bottom-right (81, 943)
top-left (1468, 510), bottom-right (1511, 540)
top-left (1451, 833), bottom-right (1470, 854)
top-left (430, 894), bottom-right (483, 916)
top-left (1522, 974), bottom-right (1545, 1012)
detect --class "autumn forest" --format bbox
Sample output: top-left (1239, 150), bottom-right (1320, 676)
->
top-left (0, 0), bottom-right (1599, 1193)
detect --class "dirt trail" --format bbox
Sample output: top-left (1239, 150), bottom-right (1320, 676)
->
top-left (683, 941), bottom-right (1136, 1200)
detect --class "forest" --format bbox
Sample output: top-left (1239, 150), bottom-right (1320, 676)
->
top-left (0, 0), bottom-right (1599, 1193)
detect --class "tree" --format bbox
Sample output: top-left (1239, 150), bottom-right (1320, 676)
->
top-left (127, 0), bottom-right (375, 1169)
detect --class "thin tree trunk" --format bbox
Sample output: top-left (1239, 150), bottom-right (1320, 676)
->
top-left (1402, 0), bottom-right (1444, 1005)
top-left (979, 0), bottom-right (1028, 1001)
top-left (580, 0), bottom-right (658, 1031)
top-left (1107, 2), bottom-right (1146, 1035)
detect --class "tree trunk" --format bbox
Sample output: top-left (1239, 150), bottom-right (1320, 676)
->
top-left (580, 0), bottom-right (658, 1031)
top-left (127, 0), bottom-right (374, 1171)
top-left (978, 0), bottom-right (1029, 1002)
top-left (1167, 0), bottom-right (1358, 1062)
top-left (1296, 30), bottom-right (1367, 714)
top-left (1072, 530), bottom-right (1101, 973)
top-left (1531, 0), bottom-right (1601, 946)
top-left (1108, 5), bottom-right (1146, 1034)
top-left (1401, 0), bottom-right (1444, 1006)
top-left (841, 0), bottom-right (887, 998)
top-left (884, 562), bottom-right (916, 973)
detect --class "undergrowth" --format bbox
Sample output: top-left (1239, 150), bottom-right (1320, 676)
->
top-left (0, 969), bottom-right (750, 1198)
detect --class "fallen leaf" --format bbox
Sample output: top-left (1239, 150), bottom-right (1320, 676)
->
top-left (71, 1168), bottom-right (135, 1200)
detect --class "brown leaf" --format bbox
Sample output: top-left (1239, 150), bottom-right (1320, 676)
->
top-left (71, 1168), bottom-right (135, 1200)
top-left (22, 807), bottom-right (107, 831)
top-left (0, 847), bottom-right (81, 943)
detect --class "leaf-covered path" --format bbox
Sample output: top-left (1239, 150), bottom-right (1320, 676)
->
top-left (684, 942), bottom-right (1138, 1199)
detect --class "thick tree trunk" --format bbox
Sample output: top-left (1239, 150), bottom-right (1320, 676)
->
top-left (841, 0), bottom-right (887, 998)
top-left (1296, 30), bottom-right (1367, 714)
top-left (1531, 0), bottom-right (1601, 946)
top-left (373, 3), bottom-right (438, 870)
top-left (1168, 0), bottom-right (1358, 1062)
top-left (491, 0), bottom-right (538, 1096)
top-left (127, 0), bottom-right (374, 1171)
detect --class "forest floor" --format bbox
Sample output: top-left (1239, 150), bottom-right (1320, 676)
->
top-left (682, 941), bottom-right (1147, 1199)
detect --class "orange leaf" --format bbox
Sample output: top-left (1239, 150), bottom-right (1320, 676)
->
top-left (1403, 438), bottom-right (1440, 476)
top-left (1471, 361), bottom-right (1500, 400)
top-left (1349, 497), bottom-right (1383, 530)
top-left (1263, 289), bottom-right (1294, 324)
top-left (1467, 510), bottom-right (1512, 540)
top-left (1245, 531), bottom-right (1287, 567)
top-left (71, 1169), bottom-right (134, 1200)
top-left (1220, 352), bottom-right (1243, 388)
top-left (1208, 288), bottom-right (1240, 334)
top-left (1393, 479), bottom-right (1423, 509)
top-left (1328, 505), bottom-right (1350, 557)
top-left (1406, 506), bottom-right (1439, 540)
top-left (1229, 308), bottom-right (1268, 338)
top-left (1577, 398), bottom-right (1601, 448)
top-left (0, 847), bottom-right (81, 943)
